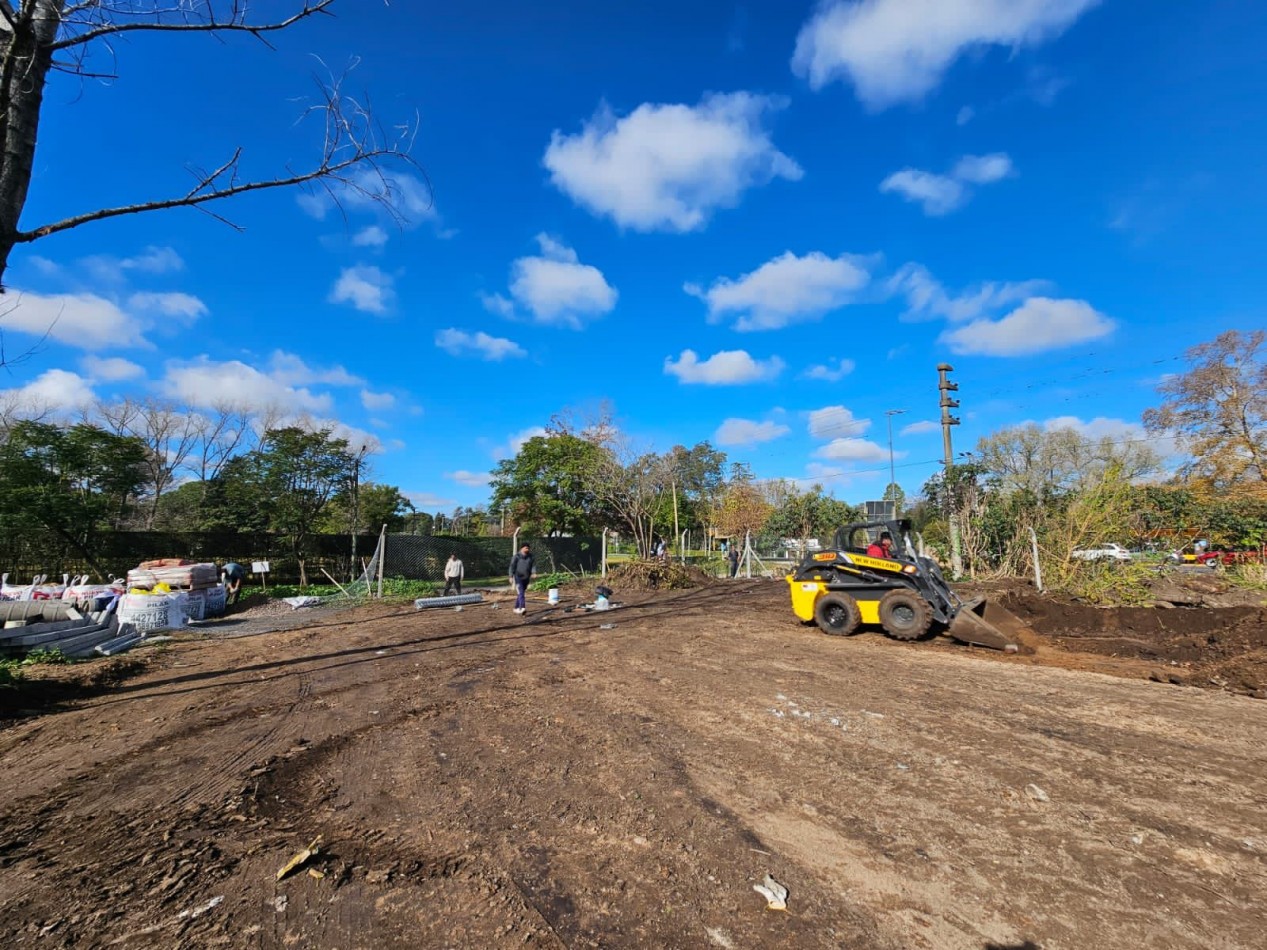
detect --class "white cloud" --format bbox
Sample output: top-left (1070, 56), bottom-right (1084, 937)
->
top-left (0, 369), bottom-right (96, 413)
top-left (486, 235), bottom-right (617, 328)
top-left (714, 418), bottom-right (791, 447)
top-left (806, 462), bottom-right (850, 480)
top-left (664, 349), bottom-right (785, 385)
top-left (953, 152), bottom-right (1014, 184)
top-left (82, 245), bottom-right (185, 282)
top-left (792, 0), bottom-right (1101, 110)
top-left (2, 291), bottom-right (141, 349)
top-left (435, 327), bottom-right (527, 361)
top-left (329, 265), bottom-right (395, 314)
top-left (479, 292), bottom-right (516, 319)
top-left (544, 92), bottom-right (802, 232)
top-left (940, 297), bottom-right (1115, 356)
top-left (361, 389), bottom-right (396, 411)
top-left (1043, 415), bottom-right (1180, 459)
top-left (1043, 415), bottom-right (1141, 440)
top-left (404, 490), bottom-right (456, 510)
top-left (956, 106), bottom-right (975, 126)
top-left (127, 291), bottom-right (208, 321)
top-left (889, 263), bottom-right (1048, 322)
top-left (686, 251), bottom-right (871, 331)
top-left (298, 170), bottom-right (435, 224)
top-left (446, 470), bottom-right (492, 488)
top-left (814, 437), bottom-right (897, 463)
top-left (491, 426), bottom-right (548, 460)
top-left (880, 169), bottom-right (965, 215)
top-left (803, 357), bottom-right (856, 381)
top-left (162, 357), bottom-right (333, 415)
top-left (880, 153), bottom-right (1013, 215)
top-left (900, 419), bottom-right (940, 436)
top-left (808, 405), bottom-right (870, 439)
top-left (268, 351), bottom-right (364, 388)
top-left (352, 225), bottom-right (389, 248)
top-left (81, 356), bottom-right (145, 382)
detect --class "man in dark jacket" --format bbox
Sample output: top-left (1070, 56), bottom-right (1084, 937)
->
top-left (509, 543), bottom-right (534, 615)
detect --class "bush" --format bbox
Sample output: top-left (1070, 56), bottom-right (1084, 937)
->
top-left (0, 659), bottom-right (23, 689)
top-left (529, 572), bottom-right (572, 592)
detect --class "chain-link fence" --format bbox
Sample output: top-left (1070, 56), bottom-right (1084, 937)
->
top-left (381, 535), bottom-right (601, 581)
top-left (0, 530), bottom-right (599, 586)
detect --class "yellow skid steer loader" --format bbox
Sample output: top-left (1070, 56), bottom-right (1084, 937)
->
top-left (787, 519), bottom-right (1027, 652)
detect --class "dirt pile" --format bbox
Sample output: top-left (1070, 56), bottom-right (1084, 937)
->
top-left (605, 559), bottom-right (718, 591)
top-left (997, 587), bottom-right (1267, 696)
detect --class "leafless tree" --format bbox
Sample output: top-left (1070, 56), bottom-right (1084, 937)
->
top-left (95, 395), bottom-right (200, 525)
top-left (188, 400), bottom-right (252, 483)
top-left (0, 384), bottom-right (53, 433)
top-left (0, 1), bottom-right (420, 287)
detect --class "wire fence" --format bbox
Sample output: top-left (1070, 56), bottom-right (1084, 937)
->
top-left (381, 535), bottom-right (601, 581)
top-left (0, 530), bottom-right (601, 586)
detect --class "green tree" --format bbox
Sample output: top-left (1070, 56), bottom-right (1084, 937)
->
top-left (490, 433), bottom-right (604, 535)
top-left (0, 421), bottom-right (147, 575)
top-left (1143, 329), bottom-right (1267, 492)
top-left (211, 427), bottom-right (357, 585)
top-left (767, 484), bottom-right (861, 548)
top-left (320, 482), bottom-right (414, 534)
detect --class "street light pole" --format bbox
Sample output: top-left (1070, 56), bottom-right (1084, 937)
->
top-left (884, 409), bottom-right (907, 516)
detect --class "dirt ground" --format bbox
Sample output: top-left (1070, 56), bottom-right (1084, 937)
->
top-left (1, 580), bottom-right (1265, 949)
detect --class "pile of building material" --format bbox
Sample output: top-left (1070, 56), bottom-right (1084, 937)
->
top-left (0, 591), bottom-right (123, 658)
top-left (125, 559), bottom-right (226, 622)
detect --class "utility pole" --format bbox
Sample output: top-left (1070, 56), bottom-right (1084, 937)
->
top-left (349, 444), bottom-right (368, 582)
top-left (937, 364), bottom-right (963, 578)
top-left (884, 409), bottom-right (907, 517)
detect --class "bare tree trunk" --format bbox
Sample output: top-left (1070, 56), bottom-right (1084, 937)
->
top-left (0, 2), bottom-right (60, 281)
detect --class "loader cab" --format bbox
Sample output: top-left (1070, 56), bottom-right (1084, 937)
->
top-left (833, 519), bottom-right (913, 559)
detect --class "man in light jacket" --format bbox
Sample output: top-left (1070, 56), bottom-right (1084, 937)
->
top-left (443, 553), bottom-right (464, 596)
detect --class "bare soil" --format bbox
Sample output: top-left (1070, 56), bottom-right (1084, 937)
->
top-left (1, 580), bottom-right (1264, 949)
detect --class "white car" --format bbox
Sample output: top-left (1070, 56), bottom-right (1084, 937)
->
top-left (1072, 543), bottom-right (1132, 562)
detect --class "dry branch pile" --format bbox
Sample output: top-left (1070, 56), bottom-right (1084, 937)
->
top-left (606, 560), bottom-right (716, 591)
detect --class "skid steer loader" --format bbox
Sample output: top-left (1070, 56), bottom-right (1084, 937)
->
top-left (786, 519), bottom-right (1025, 652)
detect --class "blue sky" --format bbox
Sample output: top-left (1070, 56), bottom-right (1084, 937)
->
top-left (4, 0), bottom-right (1266, 513)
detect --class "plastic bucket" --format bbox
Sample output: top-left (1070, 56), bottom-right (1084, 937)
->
top-left (548, 588), bottom-right (559, 605)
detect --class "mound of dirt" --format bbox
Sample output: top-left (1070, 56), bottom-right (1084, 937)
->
top-left (997, 588), bottom-right (1267, 695)
top-left (605, 560), bottom-right (718, 591)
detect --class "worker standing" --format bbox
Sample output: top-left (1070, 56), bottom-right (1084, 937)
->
top-left (728, 545), bottom-right (740, 579)
top-left (508, 543), bottom-right (534, 615)
top-left (443, 553), bottom-right (464, 596)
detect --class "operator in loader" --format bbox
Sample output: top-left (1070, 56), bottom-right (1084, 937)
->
top-left (866, 532), bottom-right (895, 559)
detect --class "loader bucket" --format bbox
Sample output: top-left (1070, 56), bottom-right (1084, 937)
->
top-left (946, 596), bottom-right (1029, 653)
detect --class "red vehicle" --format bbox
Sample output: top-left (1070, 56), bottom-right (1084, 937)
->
top-left (1195, 549), bottom-right (1266, 567)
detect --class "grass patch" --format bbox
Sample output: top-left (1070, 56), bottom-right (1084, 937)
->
top-left (1228, 561), bottom-right (1267, 592)
top-left (1062, 559), bottom-right (1158, 606)
top-left (529, 572), bottom-right (573, 592)
top-left (0, 659), bottom-right (23, 689)
top-left (21, 648), bottom-right (74, 667)
top-left (243, 577), bottom-right (440, 601)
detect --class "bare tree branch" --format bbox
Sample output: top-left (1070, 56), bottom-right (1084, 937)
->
top-left (50, 1), bottom-right (336, 52)
top-left (0, 2), bottom-right (418, 292)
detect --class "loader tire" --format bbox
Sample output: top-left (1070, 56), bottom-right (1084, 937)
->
top-left (814, 593), bottom-right (861, 637)
top-left (878, 589), bottom-right (933, 641)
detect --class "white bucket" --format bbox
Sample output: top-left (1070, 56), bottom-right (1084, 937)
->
top-left (548, 588), bottom-right (559, 605)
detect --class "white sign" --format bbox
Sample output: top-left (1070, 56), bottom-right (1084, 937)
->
top-left (251, 561), bottom-right (271, 574)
